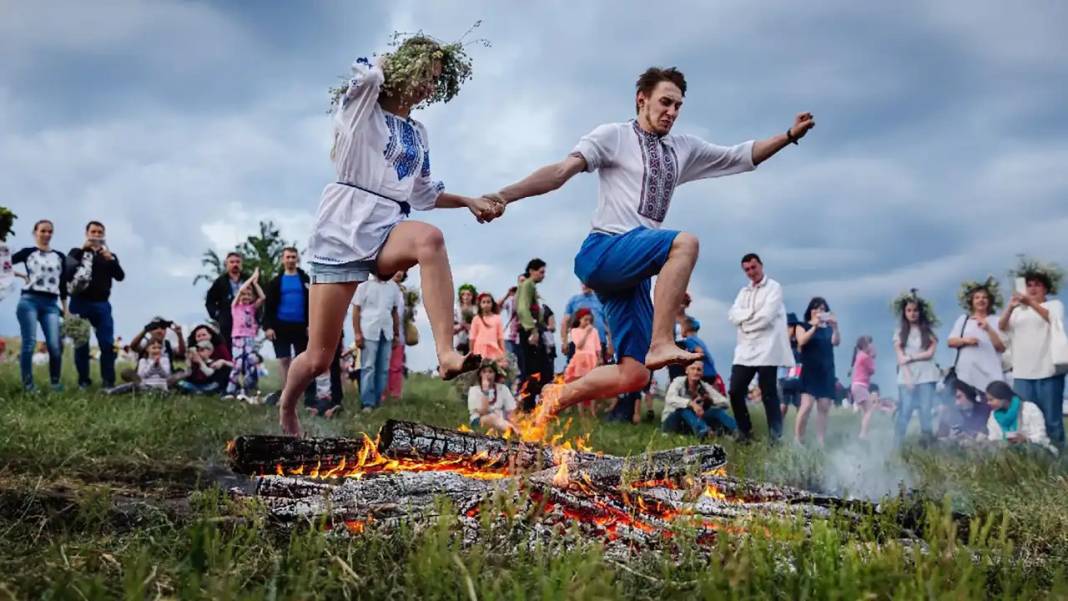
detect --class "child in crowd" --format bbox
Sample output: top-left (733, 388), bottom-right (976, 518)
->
top-left (467, 362), bottom-right (518, 434)
top-left (469, 292), bottom-right (505, 361)
top-left (225, 268), bottom-right (265, 401)
top-left (341, 342), bottom-right (361, 396)
top-left (105, 339), bottom-right (171, 395)
top-left (564, 308), bottom-right (602, 417)
top-left (178, 340), bottom-right (232, 395)
top-left (851, 335), bottom-right (878, 439)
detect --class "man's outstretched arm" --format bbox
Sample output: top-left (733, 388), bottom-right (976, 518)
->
top-left (491, 154), bottom-right (587, 205)
top-left (751, 112), bottom-right (815, 166)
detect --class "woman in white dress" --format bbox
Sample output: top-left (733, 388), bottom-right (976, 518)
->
top-left (280, 35), bottom-right (501, 436)
top-left (946, 277), bottom-right (1007, 394)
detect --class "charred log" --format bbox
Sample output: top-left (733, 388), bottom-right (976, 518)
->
top-left (228, 434), bottom-right (373, 475)
top-left (377, 419), bottom-right (602, 471)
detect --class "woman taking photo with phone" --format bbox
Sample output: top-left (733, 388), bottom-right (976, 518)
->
top-left (794, 296), bottom-right (839, 446)
top-left (998, 258), bottom-right (1066, 449)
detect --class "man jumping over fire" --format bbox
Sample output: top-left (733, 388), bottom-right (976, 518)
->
top-left (485, 66), bottom-right (814, 424)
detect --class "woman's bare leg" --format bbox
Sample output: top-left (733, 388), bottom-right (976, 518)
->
top-left (795, 393), bottom-right (815, 442)
top-left (816, 398), bottom-right (832, 447)
top-left (279, 282), bottom-right (357, 436)
top-left (377, 221), bottom-right (477, 379)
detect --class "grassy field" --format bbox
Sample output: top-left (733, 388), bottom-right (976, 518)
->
top-left (2, 359), bottom-right (1068, 600)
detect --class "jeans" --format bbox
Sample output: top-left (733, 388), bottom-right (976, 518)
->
top-left (16, 294), bottom-right (62, 390)
top-left (177, 380), bottom-right (220, 395)
top-left (360, 334), bottom-right (393, 409)
top-left (69, 297), bottom-right (116, 387)
top-left (662, 407), bottom-right (738, 437)
top-left (728, 364), bottom-right (782, 439)
top-left (227, 336), bottom-right (259, 395)
top-left (896, 382), bottom-right (936, 441)
top-left (1015, 375), bottom-right (1066, 448)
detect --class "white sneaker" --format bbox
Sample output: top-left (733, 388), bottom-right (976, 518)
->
top-left (222, 394), bottom-right (237, 401)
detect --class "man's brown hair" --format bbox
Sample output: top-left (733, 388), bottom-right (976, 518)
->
top-left (635, 67), bottom-right (687, 114)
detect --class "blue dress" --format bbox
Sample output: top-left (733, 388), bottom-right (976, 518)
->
top-left (799, 324), bottom-right (836, 399)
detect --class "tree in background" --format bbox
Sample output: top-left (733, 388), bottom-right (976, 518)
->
top-left (195, 220), bottom-right (295, 285)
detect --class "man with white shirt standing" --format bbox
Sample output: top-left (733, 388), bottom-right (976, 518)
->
top-left (727, 253), bottom-right (795, 442)
top-left (352, 275), bottom-right (400, 412)
top-left (487, 66), bottom-right (813, 421)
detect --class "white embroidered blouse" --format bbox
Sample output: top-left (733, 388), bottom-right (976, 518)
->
top-left (307, 57), bottom-right (445, 266)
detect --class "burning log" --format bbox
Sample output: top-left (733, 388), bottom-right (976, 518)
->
top-left (227, 434), bottom-right (373, 476)
top-left (377, 419), bottom-right (602, 471)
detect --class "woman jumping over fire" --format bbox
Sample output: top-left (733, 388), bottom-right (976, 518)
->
top-left (280, 30), bottom-right (501, 436)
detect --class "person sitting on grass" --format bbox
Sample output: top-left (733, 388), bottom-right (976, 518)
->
top-left (984, 380), bottom-right (1057, 455)
top-left (187, 324), bottom-right (232, 391)
top-left (224, 269), bottom-right (265, 402)
top-left (938, 379), bottom-right (990, 442)
top-left (105, 339), bottom-right (171, 395)
top-left (467, 362), bottom-right (518, 434)
top-left (177, 340), bottom-right (232, 395)
top-left (662, 360), bottom-right (737, 439)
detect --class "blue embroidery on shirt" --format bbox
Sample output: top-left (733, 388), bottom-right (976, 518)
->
top-left (382, 113), bottom-right (423, 181)
top-left (632, 121), bottom-right (678, 222)
top-left (356, 56), bottom-right (370, 66)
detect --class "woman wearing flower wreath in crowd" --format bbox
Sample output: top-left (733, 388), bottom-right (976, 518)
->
top-left (999, 257), bottom-right (1066, 449)
top-left (947, 277), bottom-right (1007, 396)
top-left (453, 283), bottom-right (478, 354)
top-left (279, 31), bottom-right (500, 436)
top-left (891, 290), bottom-right (941, 443)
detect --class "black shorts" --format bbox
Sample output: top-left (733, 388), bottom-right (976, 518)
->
top-left (271, 322), bottom-right (308, 359)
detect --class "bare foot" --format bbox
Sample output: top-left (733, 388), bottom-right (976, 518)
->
top-left (280, 405), bottom-right (303, 437)
top-left (438, 351), bottom-right (482, 380)
top-left (324, 405), bottom-right (343, 419)
top-left (534, 383), bottom-right (565, 426)
top-left (644, 343), bottom-right (703, 371)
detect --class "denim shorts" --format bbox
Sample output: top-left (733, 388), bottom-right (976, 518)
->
top-left (309, 260), bottom-right (376, 284)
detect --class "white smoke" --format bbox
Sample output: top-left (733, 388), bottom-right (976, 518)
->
top-left (818, 415), bottom-right (915, 500)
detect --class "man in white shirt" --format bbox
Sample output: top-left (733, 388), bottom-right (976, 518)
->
top-left (485, 66), bottom-right (813, 420)
top-left (352, 274), bottom-right (400, 411)
top-left (727, 253), bottom-right (795, 441)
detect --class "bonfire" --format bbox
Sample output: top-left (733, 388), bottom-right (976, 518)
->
top-left (227, 419), bottom-right (922, 555)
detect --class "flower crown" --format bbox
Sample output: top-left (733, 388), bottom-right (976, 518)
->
top-left (891, 289), bottom-right (940, 327)
top-left (957, 276), bottom-right (1004, 312)
top-left (329, 22), bottom-right (489, 111)
top-left (1010, 256), bottom-right (1063, 295)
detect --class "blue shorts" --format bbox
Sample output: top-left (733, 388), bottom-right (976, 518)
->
top-left (573, 227), bottom-right (679, 363)
top-left (309, 260), bottom-right (375, 284)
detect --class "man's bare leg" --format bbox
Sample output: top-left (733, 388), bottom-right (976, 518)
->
top-left (645, 232), bottom-right (704, 370)
top-left (279, 283), bottom-right (356, 436)
top-left (376, 221), bottom-right (479, 379)
top-left (536, 357), bottom-right (649, 422)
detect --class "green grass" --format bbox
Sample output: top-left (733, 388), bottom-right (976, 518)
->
top-left (2, 358), bottom-right (1068, 599)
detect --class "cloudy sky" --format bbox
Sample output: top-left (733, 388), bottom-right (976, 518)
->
top-left (2, 0), bottom-right (1066, 393)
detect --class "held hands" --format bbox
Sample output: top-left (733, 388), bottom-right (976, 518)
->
top-left (789, 112), bottom-right (815, 141)
top-left (354, 332), bottom-right (365, 349)
top-left (466, 195), bottom-right (505, 224)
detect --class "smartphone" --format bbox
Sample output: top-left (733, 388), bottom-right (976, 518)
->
top-left (1015, 277), bottom-right (1027, 294)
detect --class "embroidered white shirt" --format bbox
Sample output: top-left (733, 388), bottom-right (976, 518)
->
top-left (572, 121), bottom-right (756, 235)
top-left (727, 277), bottom-right (795, 367)
top-left (308, 57), bottom-right (444, 265)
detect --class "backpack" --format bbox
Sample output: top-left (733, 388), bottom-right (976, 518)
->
top-left (65, 250), bottom-right (94, 295)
